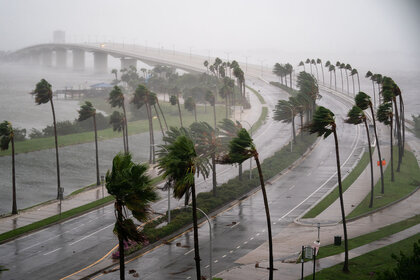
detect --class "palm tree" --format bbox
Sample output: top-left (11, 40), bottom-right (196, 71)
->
top-left (377, 102), bottom-right (394, 181)
top-left (305, 58), bottom-right (312, 74)
top-left (33, 79), bottom-right (61, 199)
top-left (0, 121), bottom-right (17, 214)
top-left (298, 61), bottom-right (305, 72)
top-left (355, 92), bottom-right (385, 194)
top-left (329, 65), bottom-right (337, 90)
top-left (170, 87), bottom-right (183, 127)
top-left (308, 106), bottom-right (349, 272)
top-left (285, 63), bottom-right (293, 89)
top-left (218, 118), bottom-right (244, 180)
top-left (344, 64), bottom-right (351, 94)
top-left (110, 111), bottom-right (127, 153)
top-left (203, 60), bottom-right (209, 74)
top-left (111, 68), bottom-right (118, 84)
top-left (205, 90), bottom-right (217, 129)
top-left (317, 58), bottom-right (324, 84)
top-left (132, 84), bottom-right (156, 164)
top-left (296, 71), bottom-right (319, 120)
top-left (184, 96), bottom-right (197, 122)
top-left (274, 100), bottom-right (296, 143)
top-left (222, 128), bottom-right (274, 280)
top-left (325, 61), bottom-right (331, 87)
top-left (158, 135), bottom-right (210, 280)
top-left (273, 63), bottom-right (284, 85)
top-left (351, 68), bottom-right (360, 93)
top-left (78, 101), bottom-right (100, 185)
top-left (219, 77), bottom-right (234, 119)
top-left (366, 71), bottom-right (377, 108)
top-left (345, 106), bottom-right (374, 208)
top-left (311, 59), bottom-right (319, 81)
top-left (336, 62), bottom-right (344, 92)
top-left (106, 153), bottom-right (159, 280)
top-left (109, 86), bottom-right (129, 153)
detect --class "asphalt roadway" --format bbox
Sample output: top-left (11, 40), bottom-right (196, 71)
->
top-left (0, 77), bottom-right (364, 280)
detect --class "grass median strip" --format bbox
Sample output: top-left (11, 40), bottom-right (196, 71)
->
top-left (303, 149), bottom-right (372, 219)
top-left (246, 85), bottom-right (266, 104)
top-left (347, 148), bottom-right (420, 219)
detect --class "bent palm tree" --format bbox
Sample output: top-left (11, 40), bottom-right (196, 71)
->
top-left (308, 106), bottom-right (349, 272)
top-left (110, 111), bottom-right (127, 153)
top-left (298, 61), bottom-right (305, 72)
top-left (345, 106), bottom-right (374, 208)
top-left (109, 86), bottom-right (129, 153)
top-left (222, 128), bottom-right (274, 280)
top-left (317, 58), bottom-right (324, 84)
top-left (158, 135), bottom-right (209, 280)
top-left (78, 101), bottom-right (100, 185)
top-left (106, 153), bottom-right (159, 280)
top-left (336, 61), bottom-right (344, 92)
top-left (0, 121), bottom-right (17, 214)
top-left (355, 92), bottom-right (385, 193)
top-left (377, 102), bottom-right (394, 181)
top-left (274, 100), bottom-right (296, 142)
top-left (33, 79), bottom-right (61, 199)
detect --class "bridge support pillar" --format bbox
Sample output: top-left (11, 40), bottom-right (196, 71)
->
top-left (72, 49), bottom-right (85, 71)
top-left (120, 58), bottom-right (137, 70)
top-left (94, 52), bottom-right (108, 73)
top-left (41, 50), bottom-right (53, 67)
top-left (55, 49), bottom-right (67, 68)
top-left (29, 52), bottom-right (41, 65)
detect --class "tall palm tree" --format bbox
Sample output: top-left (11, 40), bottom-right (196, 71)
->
top-left (0, 121), bottom-right (17, 214)
top-left (184, 96), bottom-right (197, 122)
top-left (33, 79), bottom-right (61, 199)
top-left (110, 111), bottom-right (127, 153)
top-left (336, 61), bottom-right (344, 92)
top-left (218, 118), bottom-right (243, 180)
top-left (285, 63), bottom-right (293, 88)
top-left (298, 61), bottom-right (305, 72)
top-left (311, 59), bottom-right (319, 81)
top-left (345, 106), bottom-right (374, 208)
top-left (325, 61), bottom-right (331, 87)
top-left (344, 64), bottom-right (351, 94)
top-left (170, 87), bottom-right (183, 127)
top-left (219, 77), bottom-right (234, 119)
top-left (330, 65), bottom-right (337, 90)
top-left (273, 63), bottom-right (284, 85)
top-left (205, 90), bottom-right (217, 129)
top-left (222, 128), bottom-right (274, 280)
top-left (365, 71), bottom-right (377, 108)
top-left (106, 153), bottom-right (159, 280)
top-left (305, 58), bottom-right (312, 75)
top-left (78, 101), bottom-right (100, 185)
top-left (203, 60), bottom-right (209, 74)
top-left (377, 102), bottom-right (394, 181)
top-left (355, 92), bottom-right (385, 194)
top-left (308, 106), bottom-right (349, 272)
top-left (317, 58), bottom-right (324, 84)
top-left (274, 100), bottom-right (297, 143)
top-left (351, 68), bottom-right (361, 93)
top-left (111, 68), bottom-right (118, 83)
top-left (109, 86), bottom-right (129, 153)
top-left (132, 84), bottom-right (156, 164)
top-left (158, 135), bottom-right (210, 280)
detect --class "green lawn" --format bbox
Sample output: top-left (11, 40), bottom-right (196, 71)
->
top-left (305, 233), bottom-right (420, 280)
top-left (303, 149), bottom-right (372, 218)
top-left (347, 148), bottom-right (420, 219)
top-left (0, 103), bottom-right (225, 157)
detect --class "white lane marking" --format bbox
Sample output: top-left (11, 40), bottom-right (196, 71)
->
top-left (250, 237), bottom-right (254, 240)
top-left (222, 254), bottom-right (227, 258)
top-left (231, 222), bottom-right (240, 229)
top-left (262, 229), bottom-right (265, 232)
top-left (273, 222), bottom-right (276, 225)
top-left (184, 249), bottom-right (194, 255)
top-left (256, 233), bottom-right (260, 236)
top-left (289, 185), bottom-right (296, 190)
top-left (43, 247), bottom-right (62, 256)
top-left (214, 260), bottom-right (218, 263)
top-left (69, 223), bottom-right (114, 246)
top-left (236, 246), bottom-right (241, 249)
top-left (186, 277), bottom-right (191, 279)
top-left (229, 250), bottom-right (233, 253)
top-left (205, 265), bottom-right (210, 268)
top-left (244, 241), bottom-right (248, 245)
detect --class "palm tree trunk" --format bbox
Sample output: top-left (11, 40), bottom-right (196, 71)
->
top-left (156, 100), bottom-right (168, 131)
top-left (390, 115), bottom-right (394, 181)
top-left (357, 73), bottom-right (361, 93)
top-left (154, 104), bottom-right (165, 139)
top-left (122, 123), bottom-right (127, 154)
top-left (122, 103), bottom-right (129, 153)
top-left (212, 104), bottom-right (217, 130)
top-left (289, 73), bottom-right (292, 89)
top-left (370, 105), bottom-right (385, 194)
top-left (284, 75), bottom-right (288, 87)
top-left (340, 69), bottom-right (344, 92)
top-left (190, 182), bottom-right (202, 280)
top-left (333, 128), bottom-right (349, 272)
top-left (292, 113), bottom-right (296, 143)
top-left (321, 65), bottom-right (325, 84)
top-left (116, 201), bottom-right (125, 280)
top-left (147, 102), bottom-right (155, 164)
top-left (11, 136), bottom-right (17, 214)
top-left (254, 155), bottom-right (274, 280)
top-left (392, 98), bottom-right (402, 172)
top-left (351, 76), bottom-right (355, 96)
top-left (315, 64), bottom-right (319, 81)
top-left (212, 153), bottom-right (217, 196)
top-left (399, 95), bottom-right (405, 155)
top-left (309, 64), bottom-right (312, 75)
top-left (329, 71), bottom-right (332, 88)
top-left (93, 114), bottom-right (100, 186)
top-left (371, 81), bottom-right (376, 109)
top-left (50, 99), bottom-right (61, 200)
top-left (238, 163), bottom-right (242, 181)
top-left (176, 96), bottom-right (183, 127)
top-left (334, 71), bottom-right (337, 90)
top-left (363, 119), bottom-right (374, 208)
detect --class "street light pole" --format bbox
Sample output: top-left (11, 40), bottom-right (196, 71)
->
top-left (185, 205), bottom-right (212, 280)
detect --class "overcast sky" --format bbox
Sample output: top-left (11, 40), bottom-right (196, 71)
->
top-left (1, 0), bottom-right (419, 70)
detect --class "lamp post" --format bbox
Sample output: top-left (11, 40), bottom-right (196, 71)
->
top-left (242, 120), bottom-right (253, 179)
top-left (185, 205), bottom-right (212, 280)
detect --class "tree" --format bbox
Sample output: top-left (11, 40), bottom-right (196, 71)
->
top-left (366, 71), bottom-right (377, 108)
top-left (218, 118), bottom-right (244, 180)
top-left (158, 135), bottom-right (209, 280)
top-left (345, 64), bottom-right (352, 94)
top-left (106, 153), bottom-right (159, 280)
top-left (296, 71), bottom-right (319, 121)
top-left (0, 121), bottom-right (17, 214)
top-left (355, 92), bottom-right (385, 193)
top-left (345, 105), bottom-right (374, 208)
top-left (308, 106), bottom-right (349, 272)
top-left (317, 58), bottom-right (324, 84)
top-left (203, 60), bottom-right (209, 74)
top-left (184, 96), bottom-right (197, 122)
top-left (110, 111), bottom-right (127, 153)
top-left (221, 128), bottom-right (274, 280)
top-left (336, 61), bottom-right (344, 92)
top-left (170, 87), bottom-right (183, 127)
top-left (298, 61), bottom-right (305, 72)
top-left (377, 102), bottom-right (394, 181)
top-left (274, 100), bottom-right (297, 143)
top-left (111, 68), bottom-right (119, 84)
top-left (311, 59), bottom-right (319, 81)
top-left (285, 63), bottom-right (293, 89)
top-left (109, 86), bottom-right (129, 153)
top-left (325, 61), bottom-right (332, 87)
top-left (329, 65), bottom-right (337, 90)
top-left (33, 79), bottom-right (61, 199)
top-left (78, 101), bottom-right (100, 186)
top-left (205, 90), bottom-right (217, 129)
top-left (305, 58), bottom-right (312, 74)
top-left (132, 84), bottom-right (156, 164)
top-left (351, 68), bottom-right (360, 93)
top-left (219, 77), bottom-right (234, 119)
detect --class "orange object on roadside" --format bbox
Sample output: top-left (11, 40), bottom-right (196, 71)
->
top-left (377, 160), bottom-right (386, 166)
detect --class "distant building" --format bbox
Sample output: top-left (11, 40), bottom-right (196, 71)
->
top-left (53, 30), bottom-right (66, 43)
